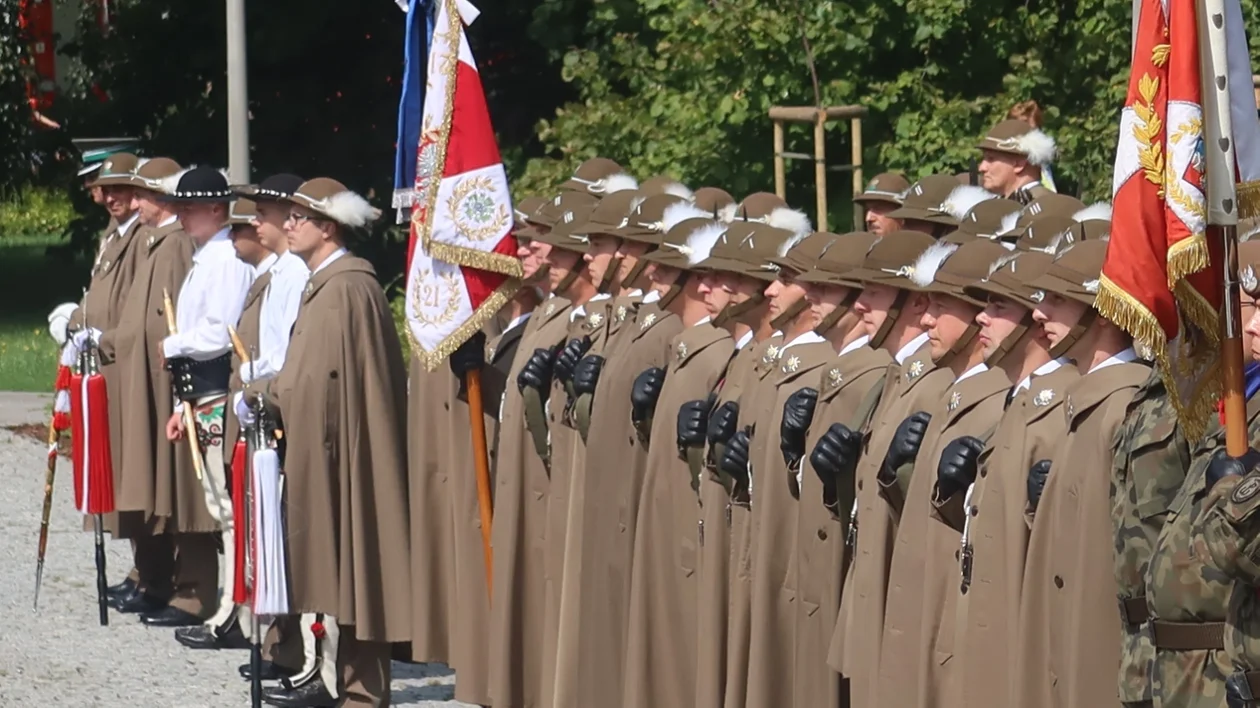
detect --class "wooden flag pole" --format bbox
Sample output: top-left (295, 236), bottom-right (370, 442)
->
top-left (464, 368), bottom-right (494, 598)
top-left (1220, 225), bottom-right (1249, 456)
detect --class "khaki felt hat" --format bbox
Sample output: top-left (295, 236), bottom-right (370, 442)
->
top-left (532, 191), bottom-right (601, 229)
top-left (513, 195), bottom-right (547, 234)
top-left (977, 118), bottom-right (1058, 166)
top-left (963, 251), bottom-right (1055, 307)
top-left (905, 240), bottom-right (1011, 306)
top-left (886, 175), bottom-right (964, 224)
top-left (530, 203), bottom-right (596, 253)
top-left (696, 221), bottom-right (801, 281)
top-left (229, 198), bottom-right (258, 226)
top-left (693, 187), bottom-right (736, 217)
top-left (719, 191), bottom-right (789, 223)
top-left (943, 198), bottom-right (1023, 244)
top-left (845, 230), bottom-right (939, 287)
top-left (766, 231), bottom-right (839, 275)
top-left (572, 190), bottom-right (648, 237)
top-left (1025, 240), bottom-right (1109, 306)
top-left (284, 177), bottom-right (382, 227)
top-left (130, 158), bottom-right (184, 195)
top-left (638, 175), bottom-right (694, 201)
top-left (797, 231), bottom-right (881, 286)
top-left (608, 193), bottom-right (690, 244)
top-left (642, 217), bottom-right (727, 269)
top-left (89, 153), bottom-right (144, 188)
top-left (853, 172), bottom-right (911, 207)
top-left (559, 158), bottom-right (637, 195)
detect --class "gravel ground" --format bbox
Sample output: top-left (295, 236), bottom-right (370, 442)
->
top-left (0, 425), bottom-right (473, 707)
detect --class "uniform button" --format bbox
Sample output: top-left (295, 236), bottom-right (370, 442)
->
top-left (979, 468), bottom-right (987, 478)
top-left (857, 479), bottom-right (863, 491)
top-left (329, 371), bottom-right (338, 379)
top-left (970, 506), bottom-right (978, 517)
top-left (444, 402), bottom-right (451, 411)
top-left (817, 529), bottom-right (827, 541)
top-left (1054, 575), bottom-right (1064, 589)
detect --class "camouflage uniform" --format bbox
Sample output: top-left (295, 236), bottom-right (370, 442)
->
top-left (1111, 372), bottom-right (1191, 706)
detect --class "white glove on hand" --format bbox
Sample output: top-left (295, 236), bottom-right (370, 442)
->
top-left (238, 361), bottom-right (275, 386)
top-left (71, 327), bottom-right (103, 351)
top-left (234, 392), bottom-right (256, 427)
top-left (47, 303), bottom-right (78, 345)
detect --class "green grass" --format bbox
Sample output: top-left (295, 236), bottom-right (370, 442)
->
top-left (0, 233), bottom-right (88, 392)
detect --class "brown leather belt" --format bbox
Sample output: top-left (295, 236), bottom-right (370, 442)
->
top-left (1119, 596), bottom-right (1149, 624)
top-left (1151, 620), bottom-right (1226, 650)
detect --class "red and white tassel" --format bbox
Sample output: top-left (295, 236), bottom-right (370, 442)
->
top-left (51, 343), bottom-right (75, 432)
top-left (70, 367), bottom-right (116, 515)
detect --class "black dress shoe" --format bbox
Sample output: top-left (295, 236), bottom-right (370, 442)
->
top-left (174, 623), bottom-right (251, 650)
top-left (263, 677), bottom-right (336, 708)
top-left (106, 578), bottom-right (137, 599)
top-left (140, 606), bottom-right (202, 628)
top-left (114, 591), bottom-right (167, 615)
top-left (239, 660), bottom-right (299, 682)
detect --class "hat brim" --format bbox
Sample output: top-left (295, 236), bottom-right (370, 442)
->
top-left (853, 193), bottom-right (903, 207)
top-left (796, 268), bottom-right (862, 288)
top-left (159, 192), bottom-right (235, 204)
top-left (1025, 272), bottom-right (1096, 305)
top-left (963, 279), bottom-right (1039, 308)
top-left (231, 184), bottom-right (295, 202)
top-left (977, 142), bottom-right (1027, 160)
top-left (89, 174), bottom-right (142, 188)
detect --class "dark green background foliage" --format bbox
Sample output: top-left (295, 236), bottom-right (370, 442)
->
top-left (7, 0), bottom-right (1260, 256)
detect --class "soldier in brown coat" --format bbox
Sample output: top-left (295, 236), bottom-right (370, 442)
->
top-left (245, 177), bottom-right (411, 707)
top-left (977, 118), bottom-right (1057, 204)
top-left (875, 240), bottom-right (1013, 707)
top-left (950, 251), bottom-right (1079, 708)
top-left (623, 215), bottom-right (734, 708)
top-left (1015, 240), bottom-right (1151, 708)
top-left (829, 232), bottom-right (955, 706)
top-left (854, 173), bottom-right (910, 236)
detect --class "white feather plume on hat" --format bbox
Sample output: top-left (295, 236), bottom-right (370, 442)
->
top-left (717, 202), bottom-right (739, 223)
top-left (676, 222), bottom-right (727, 267)
top-left (159, 168), bottom-right (191, 196)
top-left (602, 173), bottom-right (640, 194)
top-left (662, 182), bottom-right (694, 201)
top-left (1073, 202), bottom-right (1113, 222)
top-left (941, 185), bottom-right (998, 221)
top-left (909, 242), bottom-right (959, 287)
top-left (324, 190), bottom-right (382, 227)
top-left (775, 231), bottom-right (808, 258)
top-left (765, 206), bottom-right (812, 237)
top-left (997, 210), bottom-right (1022, 236)
top-left (662, 202), bottom-right (711, 233)
top-left (1015, 129), bottom-right (1057, 167)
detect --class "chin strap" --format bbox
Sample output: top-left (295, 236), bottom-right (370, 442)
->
top-left (814, 290), bottom-right (861, 337)
top-left (1049, 309), bottom-right (1097, 359)
top-left (621, 255), bottom-right (651, 290)
top-left (869, 290), bottom-right (909, 349)
top-left (936, 323), bottom-right (981, 368)
top-left (985, 312), bottom-right (1035, 367)
top-left (555, 266), bottom-right (582, 296)
top-left (770, 296), bottom-right (810, 332)
top-left (714, 291), bottom-right (766, 328)
top-left (659, 271), bottom-right (690, 309)
top-left (598, 256), bottom-right (622, 294)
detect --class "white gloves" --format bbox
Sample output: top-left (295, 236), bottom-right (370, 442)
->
top-left (47, 303), bottom-right (79, 345)
top-left (71, 327), bottom-right (103, 351)
top-left (238, 360), bottom-right (276, 386)
top-left (234, 392), bottom-right (256, 427)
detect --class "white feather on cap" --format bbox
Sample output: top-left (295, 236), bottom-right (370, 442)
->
top-left (629, 194), bottom-right (648, 213)
top-left (1073, 202), bottom-right (1113, 222)
top-left (941, 185), bottom-right (998, 221)
top-left (678, 222), bottom-right (727, 266)
top-left (602, 173), bottom-right (640, 194)
top-left (986, 251), bottom-right (1021, 277)
top-left (662, 182), bottom-right (694, 201)
top-left (159, 168), bottom-right (191, 196)
top-left (909, 242), bottom-right (959, 287)
top-left (717, 202), bottom-right (739, 223)
top-left (1015, 129), bottom-right (1057, 167)
top-left (765, 206), bottom-right (812, 237)
top-left (324, 190), bottom-right (382, 227)
top-left (997, 209), bottom-right (1021, 236)
top-left (775, 231), bottom-right (808, 258)
top-left (662, 202), bottom-right (710, 232)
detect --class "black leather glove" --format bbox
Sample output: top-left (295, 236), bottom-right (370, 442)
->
top-left (780, 387), bottom-right (819, 468)
top-left (1026, 459), bottom-right (1051, 511)
top-left (811, 422), bottom-right (862, 487)
top-left (630, 367), bottom-right (666, 424)
top-left (554, 335), bottom-right (592, 384)
top-left (1206, 448), bottom-right (1260, 492)
top-left (879, 411), bottom-right (931, 484)
top-left (935, 436), bottom-right (986, 501)
top-left (572, 355), bottom-right (605, 397)
top-left (707, 401), bottom-right (740, 447)
top-left (517, 348), bottom-right (556, 392)
top-left (677, 395), bottom-right (715, 450)
top-left (721, 428), bottom-right (753, 493)
top-left (448, 331), bottom-right (486, 377)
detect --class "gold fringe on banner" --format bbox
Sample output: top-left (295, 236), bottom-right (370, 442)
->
top-left (1166, 234), bottom-right (1209, 290)
top-left (1237, 180), bottom-right (1260, 221)
top-left (1094, 274), bottom-right (1169, 355)
top-left (407, 277), bottom-right (521, 372)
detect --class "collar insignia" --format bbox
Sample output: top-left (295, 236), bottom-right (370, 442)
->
top-left (783, 355), bottom-right (801, 374)
top-left (677, 341), bottom-right (689, 361)
top-left (544, 302), bottom-right (556, 317)
top-left (1066, 396), bottom-right (1074, 418)
top-left (616, 305), bottom-right (628, 323)
top-left (907, 360), bottom-right (925, 380)
top-left (762, 344), bottom-right (781, 364)
top-left (486, 346), bottom-right (497, 361)
top-left (948, 391), bottom-right (962, 411)
top-left (1034, 388), bottom-right (1055, 407)
top-left (1029, 290), bottom-right (1045, 303)
top-left (147, 235), bottom-right (157, 248)
top-left (826, 367), bottom-right (843, 389)
top-left (304, 282), bottom-right (314, 296)
top-left (588, 312), bottom-right (605, 329)
top-left (640, 312), bottom-right (657, 330)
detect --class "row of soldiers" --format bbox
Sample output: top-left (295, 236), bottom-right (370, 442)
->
top-left (51, 114), bottom-right (1260, 708)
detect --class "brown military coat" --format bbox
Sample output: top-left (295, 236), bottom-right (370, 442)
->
top-left (261, 255), bottom-right (412, 641)
top-left (745, 338), bottom-right (837, 708)
top-left (833, 341), bottom-right (953, 708)
top-left (696, 337), bottom-right (759, 708)
top-left (877, 366), bottom-right (1010, 707)
top-left (794, 344), bottom-right (891, 708)
top-left (952, 364), bottom-right (1078, 708)
top-left (487, 296), bottom-right (572, 708)
top-left (623, 321), bottom-right (734, 708)
top-left (98, 222), bottom-right (207, 533)
top-left (1015, 359), bottom-right (1150, 707)
top-left (571, 300), bottom-right (681, 708)
top-left (725, 335), bottom-right (786, 708)
top-left (223, 270), bottom-right (272, 452)
top-left (446, 318), bottom-right (521, 707)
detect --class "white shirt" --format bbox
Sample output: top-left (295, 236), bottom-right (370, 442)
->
top-left (505, 312), bottom-right (531, 332)
top-left (158, 214), bottom-right (178, 228)
top-left (625, 289), bottom-right (643, 298)
top-left (250, 251), bottom-right (310, 381)
top-left (162, 228), bottom-right (255, 360)
top-left (840, 334), bottom-right (872, 357)
top-left (95, 212), bottom-right (140, 268)
top-left (1088, 346), bottom-right (1139, 374)
top-left (254, 252), bottom-right (278, 277)
top-left (570, 293), bottom-right (613, 322)
top-left (643, 290), bottom-right (663, 304)
top-left (781, 330), bottom-right (827, 353)
top-left (955, 362), bottom-right (988, 384)
top-left (1016, 356), bottom-right (1069, 393)
top-left (895, 332), bottom-right (931, 364)
top-left (736, 330), bottom-right (755, 350)
top-left (693, 314), bottom-right (713, 328)
top-left (311, 247), bottom-right (347, 276)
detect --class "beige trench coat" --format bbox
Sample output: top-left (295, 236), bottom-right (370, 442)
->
top-left (223, 270), bottom-right (271, 454)
top-left (876, 367), bottom-right (1010, 708)
top-left (487, 296), bottom-right (572, 708)
top-left (794, 345), bottom-right (891, 708)
top-left (623, 321), bottom-right (734, 708)
top-left (569, 301), bottom-right (682, 708)
top-left (98, 222), bottom-right (209, 534)
top-left (951, 364), bottom-right (1078, 708)
top-left (1014, 361), bottom-right (1150, 707)
top-left (833, 343), bottom-right (953, 707)
top-left (745, 340), bottom-right (837, 707)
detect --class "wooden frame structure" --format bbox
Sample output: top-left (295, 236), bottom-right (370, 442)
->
top-left (770, 105), bottom-right (868, 231)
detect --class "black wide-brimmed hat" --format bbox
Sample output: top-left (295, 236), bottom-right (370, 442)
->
top-left (161, 166), bottom-right (234, 203)
top-left (231, 173), bottom-right (305, 202)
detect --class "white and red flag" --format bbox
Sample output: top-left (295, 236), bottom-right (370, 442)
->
top-left (401, 0), bottom-right (522, 370)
